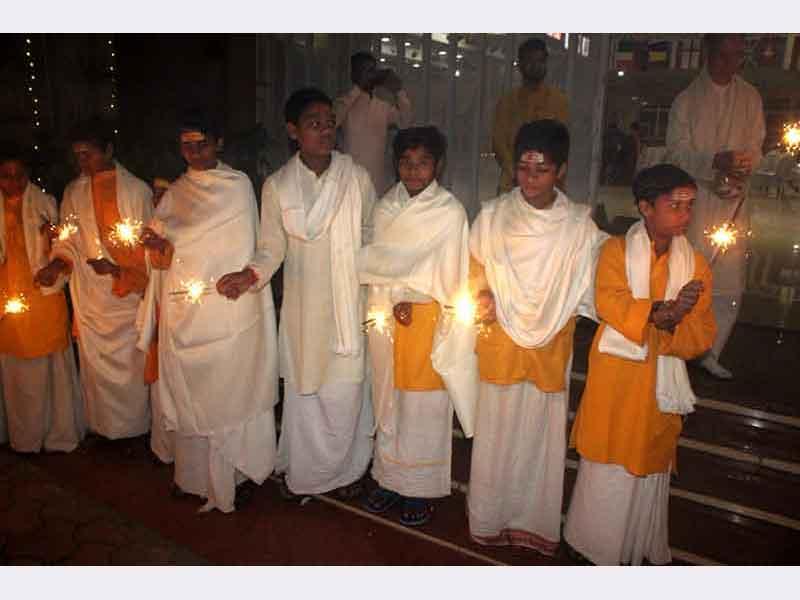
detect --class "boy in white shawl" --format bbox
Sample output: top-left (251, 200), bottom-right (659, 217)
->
top-left (467, 120), bottom-right (607, 556)
top-left (358, 126), bottom-right (477, 526)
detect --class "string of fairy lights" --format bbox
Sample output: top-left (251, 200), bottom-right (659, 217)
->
top-left (107, 35), bottom-right (120, 135)
top-left (23, 35), bottom-right (47, 192)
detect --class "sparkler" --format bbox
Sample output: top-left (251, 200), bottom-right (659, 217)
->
top-left (362, 309), bottom-right (391, 335)
top-left (170, 278), bottom-right (215, 304)
top-left (781, 121), bottom-right (800, 154)
top-left (706, 222), bottom-right (739, 255)
top-left (4, 294), bottom-right (29, 315)
top-left (107, 218), bottom-right (143, 248)
top-left (40, 213), bottom-right (79, 241)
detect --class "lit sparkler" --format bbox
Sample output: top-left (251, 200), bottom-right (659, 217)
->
top-left (170, 278), bottom-right (215, 304)
top-left (444, 291), bottom-right (479, 326)
top-left (781, 121), bottom-right (800, 154)
top-left (56, 214), bottom-right (79, 241)
top-left (108, 218), bottom-right (143, 248)
top-left (362, 309), bottom-right (391, 335)
top-left (4, 294), bottom-right (29, 315)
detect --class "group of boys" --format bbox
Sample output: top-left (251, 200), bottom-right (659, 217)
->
top-left (0, 47), bottom-right (719, 563)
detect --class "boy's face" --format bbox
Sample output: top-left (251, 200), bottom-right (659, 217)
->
top-left (72, 141), bottom-right (113, 176)
top-left (397, 146), bottom-right (439, 197)
top-left (0, 160), bottom-right (29, 197)
top-left (515, 150), bottom-right (565, 208)
top-left (638, 186), bottom-right (695, 240)
top-left (518, 48), bottom-right (548, 84)
top-left (288, 102), bottom-right (336, 161)
top-left (180, 130), bottom-right (219, 171)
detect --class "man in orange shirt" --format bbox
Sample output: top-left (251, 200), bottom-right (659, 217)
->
top-left (0, 149), bottom-right (84, 453)
top-left (36, 120), bottom-right (153, 441)
top-left (565, 164), bottom-right (716, 565)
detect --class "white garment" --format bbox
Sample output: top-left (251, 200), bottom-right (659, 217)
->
top-left (277, 381), bottom-right (373, 494)
top-left (598, 220), bottom-right (697, 415)
top-left (251, 152), bottom-right (375, 395)
top-left (470, 188), bottom-right (607, 348)
top-left (149, 381), bottom-right (174, 464)
top-left (467, 378), bottom-right (568, 556)
top-left (52, 163), bottom-right (152, 439)
top-left (564, 458), bottom-right (672, 566)
top-left (666, 69), bottom-right (765, 359)
top-left (138, 162), bottom-right (278, 513)
top-left (335, 86), bottom-right (412, 196)
top-left (359, 180), bottom-right (478, 437)
top-left (0, 345), bottom-right (84, 453)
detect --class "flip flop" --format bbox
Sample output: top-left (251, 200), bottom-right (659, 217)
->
top-left (400, 498), bottom-right (433, 527)
top-left (363, 487), bottom-right (401, 514)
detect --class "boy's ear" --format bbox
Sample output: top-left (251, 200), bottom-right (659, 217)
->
top-left (557, 162), bottom-right (567, 180)
top-left (286, 123), bottom-right (298, 141)
top-left (435, 158), bottom-right (446, 178)
top-left (637, 199), bottom-right (653, 218)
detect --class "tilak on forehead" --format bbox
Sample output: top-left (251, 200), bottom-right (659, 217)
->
top-left (520, 151), bottom-right (545, 164)
top-left (72, 142), bottom-right (93, 153)
top-left (180, 131), bottom-right (207, 143)
top-left (671, 187), bottom-right (694, 202)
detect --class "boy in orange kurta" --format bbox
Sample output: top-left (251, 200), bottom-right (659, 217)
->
top-left (565, 164), bottom-right (716, 565)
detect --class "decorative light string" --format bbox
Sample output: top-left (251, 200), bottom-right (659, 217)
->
top-left (24, 35), bottom-right (46, 193)
top-left (107, 35), bottom-right (119, 135)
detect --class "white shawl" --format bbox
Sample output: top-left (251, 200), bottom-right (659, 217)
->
top-left (470, 188), bottom-right (605, 349)
top-left (0, 183), bottom-right (63, 295)
top-left (273, 151), bottom-right (361, 356)
top-left (598, 220), bottom-right (697, 415)
top-left (358, 181), bottom-right (478, 437)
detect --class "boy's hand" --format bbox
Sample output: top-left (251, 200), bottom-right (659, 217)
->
top-left (476, 289), bottom-right (496, 325)
top-left (217, 268), bottom-right (257, 301)
top-left (672, 280), bottom-right (704, 320)
top-left (141, 227), bottom-right (169, 253)
top-left (650, 300), bottom-right (678, 331)
top-left (34, 258), bottom-right (68, 287)
top-left (87, 258), bottom-right (120, 278)
top-left (393, 302), bottom-right (412, 326)
top-left (713, 151), bottom-right (752, 176)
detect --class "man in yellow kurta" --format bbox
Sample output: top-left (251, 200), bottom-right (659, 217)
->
top-left (565, 164), bottom-right (717, 565)
top-left (358, 126), bottom-right (477, 527)
top-left (0, 151), bottom-right (84, 453)
top-left (36, 120), bottom-right (153, 440)
top-left (467, 120), bottom-right (606, 556)
top-left (492, 38), bottom-right (569, 194)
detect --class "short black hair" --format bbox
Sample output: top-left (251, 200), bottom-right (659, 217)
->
top-left (513, 119), bottom-right (569, 168)
top-left (632, 164), bottom-right (696, 205)
top-left (351, 51), bottom-right (377, 76)
top-left (178, 107), bottom-right (222, 140)
top-left (393, 126), bottom-right (447, 167)
top-left (518, 37), bottom-right (548, 62)
top-left (284, 87), bottom-right (333, 125)
top-left (0, 143), bottom-right (32, 169)
top-left (69, 118), bottom-right (114, 151)
top-left (703, 33), bottom-right (745, 58)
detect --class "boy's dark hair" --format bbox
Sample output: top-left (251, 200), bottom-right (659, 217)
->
top-left (513, 119), bottom-right (569, 168)
top-left (178, 107), bottom-right (223, 140)
top-left (703, 33), bottom-right (745, 58)
top-left (632, 164), bottom-right (696, 205)
top-left (0, 143), bottom-right (31, 169)
top-left (351, 51), bottom-right (377, 83)
top-left (518, 37), bottom-right (548, 61)
top-left (69, 118), bottom-right (114, 151)
top-left (393, 126), bottom-right (447, 167)
top-left (284, 87), bottom-right (333, 125)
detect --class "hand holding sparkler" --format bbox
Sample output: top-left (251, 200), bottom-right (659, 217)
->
top-left (216, 268), bottom-right (257, 300)
top-left (393, 302), bottom-right (412, 326)
top-left (673, 280), bottom-right (704, 320)
top-left (34, 257), bottom-right (71, 287)
top-left (87, 257), bottom-right (120, 278)
top-left (475, 289), bottom-right (496, 325)
top-left (141, 227), bottom-right (169, 252)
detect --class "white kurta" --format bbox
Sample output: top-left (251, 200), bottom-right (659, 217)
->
top-left (52, 163), bottom-right (152, 439)
top-left (359, 181), bottom-right (476, 498)
top-left (665, 69), bottom-right (765, 359)
top-left (466, 189), bottom-right (606, 554)
top-left (251, 152), bottom-right (375, 495)
top-left (335, 85), bottom-right (412, 196)
top-left (138, 162), bottom-right (278, 513)
top-left (0, 184), bottom-right (85, 453)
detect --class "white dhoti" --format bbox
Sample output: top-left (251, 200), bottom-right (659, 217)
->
top-left (277, 379), bottom-right (373, 495)
top-left (149, 383), bottom-right (174, 464)
top-left (0, 345), bottom-right (85, 453)
top-left (564, 458), bottom-right (672, 566)
top-left (467, 380), bottom-right (568, 556)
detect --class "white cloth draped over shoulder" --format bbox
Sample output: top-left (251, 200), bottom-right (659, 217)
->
top-left (137, 162), bottom-right (278, 512)
top-left (598, 220), bottom-right (697, 415)
top-left (358, 180), bottom-right (478, 437)
top-left (0, 183), bottom-right (65, 295)
top-left (51, 163), bottom-right (152, 439)
top-left (469, 188), bottom-right (607, 348)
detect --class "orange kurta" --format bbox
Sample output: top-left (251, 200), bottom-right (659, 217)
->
top-left (93, 170), bottom-right (147, 297)
top-left (393, 301), bottom-right (445, 391)
top-left (0, 195), bottom-right (69, 359)
top-left (570, 236), bottom-right (716, 476)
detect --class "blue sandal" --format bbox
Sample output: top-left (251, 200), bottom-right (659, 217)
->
top-left (364, 487), bottom-right (401, 514)
top-left (400, 498), bottom-right (433, 527)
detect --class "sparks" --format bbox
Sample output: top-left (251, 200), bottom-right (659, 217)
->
top-left (108, 218), bottom-right (143, 248)
top-left (451, 291), bottom-right (478, 326)
top-left (171, 278), bottom-right (214, 304)
top-left (364, 309), bottom-right (390, 334)
top-left (782, 121), bottom-right (800, 154)
top-left (705, 222), bottom-right (739, 254)
top-left (4, 295), bottom-right (29, 315)
top-left (56, 215), bottom-right (79, 241)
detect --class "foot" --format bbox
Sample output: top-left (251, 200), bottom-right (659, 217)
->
top-left (700, 355), bottom-right (733, 379)
top-left (399, 498), bottom-right (433, 527)
top-left (335, 479), bottom-right (365, 501)
top-left (277, 475), bottom-right (311, 504)
top-left (234, 480), bottom-right (258, 510)
top-left (363, 487), bottom-right (401, 514)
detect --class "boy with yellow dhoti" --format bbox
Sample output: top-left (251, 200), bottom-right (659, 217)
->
top-left (467, 120), bottom-right (606, 555)
top-left (36, 121), bottom-right (152, 440)
top-left (0, 150), bottom-right (84, 452)
top-left (358, 126), bottom-right (477, 526)
top-left (253, 88), bottom-right (376, 500)
top-left (565, 164), bottom-right (716, 565)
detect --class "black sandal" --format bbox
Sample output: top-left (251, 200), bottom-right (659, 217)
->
top-left (363, 487), bottom-right (401, 514)
top-left (399, 498), bottom-right (433, 527)
top-left (335, 479), bottom-right (364, 501)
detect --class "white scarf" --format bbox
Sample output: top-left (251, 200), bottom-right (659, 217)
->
top-left (0, 182), bottom-right (62, 295)
top-left (598, 220), bottom-right (697, 415)
top-left (471, 188), bottom-right (603, 348)
top-left (359, 181), bottom-right (478, 436)
top-left (273, 151), bottom-right (362, 356)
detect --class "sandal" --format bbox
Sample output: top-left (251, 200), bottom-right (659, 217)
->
top-left (335, 479), bottom-right (364, 501)
top-left (399, 498), bottom-right (433, 527)
top-left (363, 487), bottom-right (401, 514)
